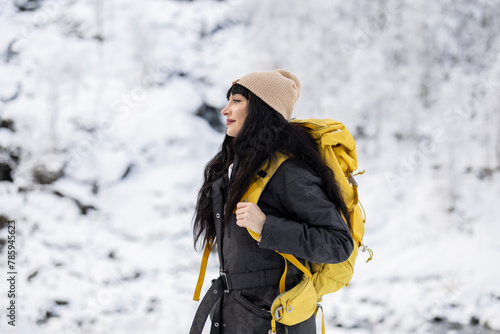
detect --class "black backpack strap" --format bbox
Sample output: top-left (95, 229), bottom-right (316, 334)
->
top-left (190, 277), bottom-right (224, 334)
top-left (190, 267), bottom-right (285, 334)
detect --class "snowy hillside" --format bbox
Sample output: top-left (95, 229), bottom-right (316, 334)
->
top-left (0, 0), bottom-right (499, 333)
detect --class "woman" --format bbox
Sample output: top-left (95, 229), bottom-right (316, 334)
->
top-left (191, 70), bottom-right (354, 334)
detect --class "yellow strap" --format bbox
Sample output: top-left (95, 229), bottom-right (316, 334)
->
top-left (360, 243), bottom-right (374, 263)
top-left (241, 153), bottom-right (289, 206)
top-left (240, 152), bottom-right (313, 295)
top-left (270, 318), bottom-right (277, 334)
top-left (193, 239), bottom-right (213, 301)
top-left (279, 257), bottom-right (288, 293)
top-left (246, 228), bottom-right (261, 242)
top-left (359, 199), bottom-right (367, 223)
top-left (242, 153), bottom-right (289, 243)
top-left (274, 252), bottom-right (314, 294)
top-left (315, 305), bottom-right (326, 334)
top-left (366, 247), bottom-right (374, 263)
top-left (352, 169), bottom-right (365, 177)
top-left (194, 153), bottom-right (288, 301)
top-left (279, 252), bottom-right (313, 279)
top-left (239, 180), bottom-right (263, 209)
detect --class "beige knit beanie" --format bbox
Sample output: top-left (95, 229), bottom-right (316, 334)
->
top-left (232, 69), bottom-right (300, 120)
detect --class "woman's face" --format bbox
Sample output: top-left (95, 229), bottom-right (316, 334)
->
top-left (221, 93), bottom-right (249, 137)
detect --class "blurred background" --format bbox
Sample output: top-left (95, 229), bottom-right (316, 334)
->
top-left (0, 0), bottom-right (499, 333)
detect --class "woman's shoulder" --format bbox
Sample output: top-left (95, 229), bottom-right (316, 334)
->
top-left (270, 157), bottom-right (320, 187)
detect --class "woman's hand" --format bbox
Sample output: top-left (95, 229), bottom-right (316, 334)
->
top-left (235, 202), bottom-right (267, 235)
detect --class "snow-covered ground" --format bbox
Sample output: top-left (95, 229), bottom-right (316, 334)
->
top-left (0, 0), bottom-right (499, 333)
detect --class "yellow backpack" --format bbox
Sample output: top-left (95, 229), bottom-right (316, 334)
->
top-left (240, 119), bottom-right (372, 334)
top-left (193, 119), bottom-right (372, 333)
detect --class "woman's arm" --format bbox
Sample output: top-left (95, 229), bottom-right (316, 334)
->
top-left (258, 161), bottom-right (354, 264)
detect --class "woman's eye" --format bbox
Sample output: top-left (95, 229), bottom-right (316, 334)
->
top-left (233, 99), bottom-right (241, 103)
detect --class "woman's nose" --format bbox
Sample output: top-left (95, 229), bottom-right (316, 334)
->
top-left (221, 104), bottom-right (230, 116)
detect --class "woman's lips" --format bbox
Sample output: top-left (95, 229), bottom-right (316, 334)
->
top-left (226, 119), bottom-right (235, 126)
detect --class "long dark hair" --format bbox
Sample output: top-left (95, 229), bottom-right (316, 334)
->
top-left (193, 84), bottom-right (351, 250)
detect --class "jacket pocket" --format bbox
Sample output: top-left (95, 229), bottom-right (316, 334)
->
top-left (234, 291), bottom-right (272, 320)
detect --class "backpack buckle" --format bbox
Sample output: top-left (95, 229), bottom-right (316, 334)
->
top-left (220, 270), bottom-right (231, 293)
top-left (274, 306), bottom-right (284, 320)
top-left (348, 170), bottom-right (365, 187)
top-left (347, 175), bottom-right (358, 187)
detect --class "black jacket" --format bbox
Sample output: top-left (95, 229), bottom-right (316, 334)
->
top-left (193, 158), bottom-right (354, 334)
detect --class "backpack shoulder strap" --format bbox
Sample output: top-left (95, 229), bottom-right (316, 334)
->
top-left (241, 152), bottom-right (289, 203)
top-left (241, 152), bottom-right (314, 294)
top-left (193, 153), bottom-right (289, 300)
top-left (240, 152), bottom-right (289, 241)
top-left (193, 238), bottom-right (213, 301)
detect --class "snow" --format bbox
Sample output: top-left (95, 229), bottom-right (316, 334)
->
top-left (1, 0), bottom-right (500, 333)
